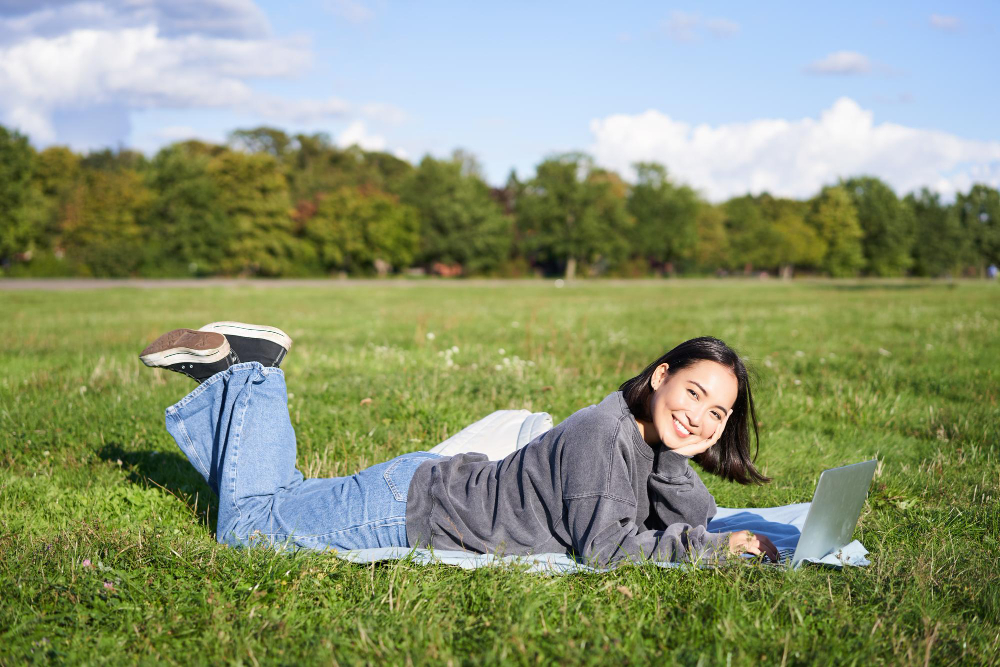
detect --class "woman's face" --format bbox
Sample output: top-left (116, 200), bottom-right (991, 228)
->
top-left (644, 360), bottom-right (739, 449)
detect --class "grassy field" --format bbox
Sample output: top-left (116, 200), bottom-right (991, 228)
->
top-left (2, 280), bottom-right (998, 665)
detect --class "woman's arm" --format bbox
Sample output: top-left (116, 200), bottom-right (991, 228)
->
top-left (564, 493), bottom-right (730, 567)
top-left (646, 461), bottom-right (718, 529)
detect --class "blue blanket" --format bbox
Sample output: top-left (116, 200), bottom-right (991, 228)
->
top-left (331, 503), bottom-right (869, 573)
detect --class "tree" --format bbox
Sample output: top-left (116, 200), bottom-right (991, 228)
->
top-left (806, 185), bottom-right (865, 277)
top-left (229, 127), bottom-right (293, 161)
top-left (143, 144), bottom-right (231, 275)
top-left (301, 186), bottom-right (418, 274)
top-left (627, 162), bottom-right (700, 274)
top-left (61, 166), bottom-right (151, 276)
top-left (904, 188), bottom-right (967, 277)
top-left (208, 151), bottom-right (302, 276)
top-left (287, 137), bottom-right (413, 205)
top-left (758, 195), bottom-right (825, 278)
top-left (694, 204), bottom-right (730, 272)
top-left (842, 176), bottom-right (914, 276)
top-left (398, 153), bottom-right (511, 274)
top-left (516, 153), bottom-right (632, 279)
top-left (723, 195), bottom-right (783, 272)
top-left (0, 125), bottom-right (44, 268)
top-left (954, 184), bottom-right (1000, 273)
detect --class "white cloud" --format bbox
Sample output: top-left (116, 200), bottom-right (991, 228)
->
top-left (338, 120), bottom-right (386, 151)
top-left (0, 2), bottom-right (407, 146)
top-left (588, 97), bottom-right (1000, 201)
top-left (804, 51), bottom-right (871, 75)
top-left (0, 25), bottom-right (311, 141)
top-left (662, 11), bottom-right (739, 42)
top-left (929, 14), bottom-right (961, 31)
top-left (0, 0), bottom-right (270, 41)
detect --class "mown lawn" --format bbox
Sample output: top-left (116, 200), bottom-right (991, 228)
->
top-left (1, 280), bottom-right (998, 665)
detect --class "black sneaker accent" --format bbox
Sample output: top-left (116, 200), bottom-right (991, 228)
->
top-left (139, 329), bottom-right (237, 382)
top-left (198, 322), bottom-right (292, 368)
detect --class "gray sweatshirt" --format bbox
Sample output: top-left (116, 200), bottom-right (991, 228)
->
top-left (405, 391), bottom-right (731, 567)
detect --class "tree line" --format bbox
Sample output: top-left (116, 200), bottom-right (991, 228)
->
top-left (1, 124), bottom-right (998, 279)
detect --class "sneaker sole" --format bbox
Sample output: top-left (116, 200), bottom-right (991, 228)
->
top-left (139, 329), bottom-right (231, 367)
top-left (198, 322), bottom-right (293, 351)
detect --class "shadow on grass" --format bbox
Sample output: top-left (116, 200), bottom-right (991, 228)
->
top-left (98, 443), bottom-right (218, 534)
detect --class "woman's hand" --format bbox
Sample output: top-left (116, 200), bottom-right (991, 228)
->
top-left (671, 410), bottom-right (731, 458)
top-left (728, 530), bottom-right (779, 562)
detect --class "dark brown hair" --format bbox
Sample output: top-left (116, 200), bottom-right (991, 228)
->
top-left (619, 336), bottom-right (768, 485)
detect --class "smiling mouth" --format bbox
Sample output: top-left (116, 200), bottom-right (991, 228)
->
top-left (673, 417), bottom-right (692, 438)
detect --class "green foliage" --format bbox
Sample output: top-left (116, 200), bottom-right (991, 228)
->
top-left (1, 283), bottom-right (998, 663)
top-left (694, 204), bottom-right (730, 272)
top-left (2, 121), bottom-right (998, 279)
top-left (905, 188), bottom-right (968, 277)
top-left (806, 186), bottom-right (866, 277)
top-left (843, 176), bottom-right (915, 276)
top-left (302, 186), bottom-right (419, 274)
top-left (0, 126), bottom-right (44, 263)
top-left (399, 154), bottom-right (511, 273)
top-left (208, 151), bottom-right (302, 276)
top-left (627, 163), bottom-right (700, 272)
top-left (517, 153), bottom-right (632, 278)
top-left (954, 184), bottom-right (1000, 270)
top-left (61, 165), bottom-right (152, 277)
top-left (141, 144), bottom-right (231, 276)
top-left (723, 195), bottom-right (784, 271)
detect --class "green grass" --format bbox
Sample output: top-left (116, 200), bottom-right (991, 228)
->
top-left (2, 280), bottom-right (998, 665)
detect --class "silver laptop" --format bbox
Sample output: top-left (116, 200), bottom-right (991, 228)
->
top-left (778, 459), bottom-right (877, 567)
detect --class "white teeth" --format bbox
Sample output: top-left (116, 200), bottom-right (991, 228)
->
top-left (674, 418), bottom-right (690, 435)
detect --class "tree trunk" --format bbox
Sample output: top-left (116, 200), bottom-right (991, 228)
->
top-left (564, 257), bottom-right (577, 280)
top-left (780, 264), bottom-right (793, 280)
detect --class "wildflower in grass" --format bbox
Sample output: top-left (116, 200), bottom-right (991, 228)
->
top-left (103, 581), bottom-right (114, 591)
top-left (426, 332), bottom-right (435, 340)
top-left (878, 348), bottom-right (891, 356)
top-left (795, 350), bottom-right (804, 357)
top-left (82, 559), bottom-right (92, 568)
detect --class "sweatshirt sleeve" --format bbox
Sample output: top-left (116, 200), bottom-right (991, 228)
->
top-left (564, 493), bottom-right (730, 567)
top-left (646, 449), bottom-right (719, 530)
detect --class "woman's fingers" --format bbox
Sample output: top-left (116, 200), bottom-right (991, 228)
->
top-left (756, 534), bottom-right (780, 562)
top-left (729, 531), bottom-right (779, 562)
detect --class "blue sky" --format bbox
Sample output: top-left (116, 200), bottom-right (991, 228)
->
top-left (1, 0), bottom-right (997, 199)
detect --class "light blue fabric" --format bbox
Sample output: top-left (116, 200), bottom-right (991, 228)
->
top-left (165, 362), bottom-right (440, 551)
top-left (333, 503), bottom-right (870, 572)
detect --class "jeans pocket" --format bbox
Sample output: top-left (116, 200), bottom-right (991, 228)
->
top-left (383, 454), bottom-right (436, 502)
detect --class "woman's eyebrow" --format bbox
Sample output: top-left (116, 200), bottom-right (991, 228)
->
top-left (690, 381), bottom-right (727, 413)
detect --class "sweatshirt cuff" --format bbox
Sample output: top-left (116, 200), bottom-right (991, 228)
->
top-left (692, 531), bottom-right (731, 564)
top-left (654, 447), bottom-right (694, 477)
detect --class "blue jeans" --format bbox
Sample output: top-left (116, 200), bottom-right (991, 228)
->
top-left (164, 362), bottom-right (440, 551)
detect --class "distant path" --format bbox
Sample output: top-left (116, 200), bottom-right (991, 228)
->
top-left (0, 277), bottom-right (964, 291)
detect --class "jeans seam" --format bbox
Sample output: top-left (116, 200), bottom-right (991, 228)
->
top-left (230, 367), bottom-right (258, 535)
top-left (171, 412), bottom-right (210, 480)
top-left (384, 457), bottom-right (407, 502)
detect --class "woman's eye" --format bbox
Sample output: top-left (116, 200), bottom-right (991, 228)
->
top-left (687, 389), bottom-right (697, 398)
top-left (711, 412), bottom-right (721, 420)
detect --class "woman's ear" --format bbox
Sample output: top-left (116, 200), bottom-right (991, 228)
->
top-left (650, 363), bottom-right (669, 391)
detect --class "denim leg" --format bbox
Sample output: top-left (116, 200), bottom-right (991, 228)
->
top-left (164, 362), bottom-right (441, 551)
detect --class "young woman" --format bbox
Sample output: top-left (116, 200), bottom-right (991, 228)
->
top-left (140, 324), bottom-right (778, 566)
